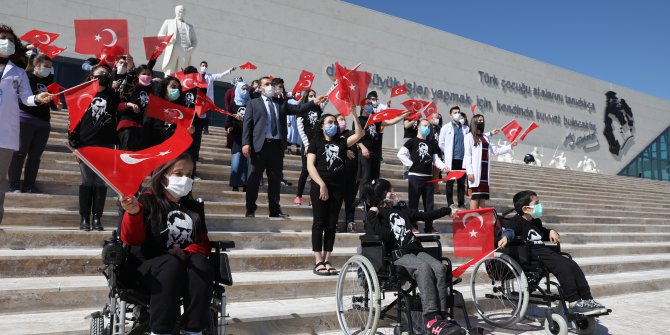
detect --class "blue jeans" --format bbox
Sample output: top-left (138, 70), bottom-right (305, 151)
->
top-left (229, 152), bottom-right (248, 187)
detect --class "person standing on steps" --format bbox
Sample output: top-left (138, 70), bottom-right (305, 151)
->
top-left (295, 89), bottom-right (322, 206)
top-left (438, 106), bottom-right (469, 209)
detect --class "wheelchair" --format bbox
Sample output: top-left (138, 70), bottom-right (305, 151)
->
top-left (335, 234), bottom-right (481, 335)
top-left (87, 230), bottom-right (235, 335)
top-left (469, 209), bottom-right (611, 335)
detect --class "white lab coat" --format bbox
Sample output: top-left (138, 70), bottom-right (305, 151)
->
top-left (0, 61), bottom-right (37, 151)
top-left (463, 133), bottom-right (512, 188)
top-left (438, 122), bottom-right (470, 169)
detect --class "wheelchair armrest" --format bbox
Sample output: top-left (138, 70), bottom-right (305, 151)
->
top-left (359, 234), bottom-right (382, 243)
top-left (416, 235), bottom-right (441, 243)
top-left (210, 240), bottom-right (236, 251)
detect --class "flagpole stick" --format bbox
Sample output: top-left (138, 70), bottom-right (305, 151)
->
top-left (66, 143), bottom-right (124, 197)
top-left (58, 79), bottom-right (98, 95)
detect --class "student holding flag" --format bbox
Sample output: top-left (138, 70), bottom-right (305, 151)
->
top-left (397, 119), bottom-right (448, 234)
top-left (464, 114), bottom-right (517, 209)
top-left (362, 178), bottom-right (465, 335)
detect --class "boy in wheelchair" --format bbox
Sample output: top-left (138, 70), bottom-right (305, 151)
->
top-left (363, 179), bottom-right (466, 335)
top-left (497, 190), bottom-right (607, 316)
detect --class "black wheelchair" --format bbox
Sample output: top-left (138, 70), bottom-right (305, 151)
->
top-left (335, 234), bottom-right (481, 335)
top-left (87, 230), bottom-right (235, 335)
top-left (469, 209), bottom-right (611, 335)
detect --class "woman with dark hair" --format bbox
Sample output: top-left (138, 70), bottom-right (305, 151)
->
top-left (464, 114), bottom-right (517, 209)
top-left (8, 54), bottom-right (58, 193)
top-left (362, 178), bottom-right (463, 335)
top-left (146, 76), bottom-right (184, 147)
top-left (69, 64), bottom-right (120, 231)
top-left (0, 24), bottom-right (52, 224)
top-left (120, 153), bottom-right (212, 335)
top-left (117, 64), bottom-right (154, 151)
top-left (225, 81), bottom-right (250, 191)
top-left (295, 89), bottom-right (322, 205)
top-left (308, 105), bottom-right (363, 275)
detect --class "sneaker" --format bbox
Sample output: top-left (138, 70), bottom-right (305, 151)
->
top-left (22, 186), bottom-right (43, 194)
top-left (585, 299), bottom-right (608, 314)
top-left (7, 184), bottom-right (21, 193)
top-left (569, 300), bottom-right (601, 316)
top-left (294, 196), bottom-right (302, 205)
top-left (380, 159), bottom-right (385, 165)
top-left (426, 317), bottom-right (464, 335)
top-left (347, 221), bottom-right (356, 233)
top-left (280, 179), bottom-right (292, 187)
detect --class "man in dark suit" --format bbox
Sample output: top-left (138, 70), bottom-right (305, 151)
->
top-left (242, 76), bottom-right (326, 217)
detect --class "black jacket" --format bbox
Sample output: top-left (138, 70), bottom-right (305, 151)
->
top-left (365, 206), bottom-right (451, 254)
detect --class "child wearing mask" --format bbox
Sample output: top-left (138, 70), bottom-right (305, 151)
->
top-left (295, 89), bottom-right (322, 205)
top-left (309, 107), bottom-right (363, 275)
top-left (225, 81), bottom-right (250, 191)
top-left (118, 64), bottom-right (154, 151)
top-left (362, 178), bottom-right (465, 335)
top-left (397, 119), bottom-right (448, 234)
top-left (8, 54), bottom-right (58, 193)
top-left (498, 190), bottom-right (608, 316)
top-left (120, 153), bottom-right (213, 335)
top-left (146, 76), bottom-right (184, 147)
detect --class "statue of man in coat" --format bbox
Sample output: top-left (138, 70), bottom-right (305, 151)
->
top-left (158, 5), bottom-right (198, 75)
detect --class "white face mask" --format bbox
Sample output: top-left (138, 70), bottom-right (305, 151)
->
top-left (263, 85), bottom-right (275, 98)
top-left (35, 66), bottom-right (52, 78)
top-left (164, 175), bottom-right (193, 198)
top-left (385, 192), bottom-right (399, 206)
top-left (0, 39), bottom-right (16, 57)
top-left (116, 64), bottom-right (127, 75)
top-left (200, 66), bottom-right (207, 73)
top-left (451, 113), bottom-right (461, 122)
top-left (459, 118), bottom-right (466, 125)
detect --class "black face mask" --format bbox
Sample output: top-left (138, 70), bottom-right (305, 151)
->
top-left (94, 74), bottom-right (111, 87)
top-left (477, 122), bottom-right (485, 132)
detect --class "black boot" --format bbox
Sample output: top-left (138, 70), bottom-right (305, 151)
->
top-left (92, 186), bottom-right (107, 231)
top-left (79, 185), bottom-right (93, 231)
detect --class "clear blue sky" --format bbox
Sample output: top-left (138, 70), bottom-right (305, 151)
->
top-left (344, 0), bottom-right (670, 101)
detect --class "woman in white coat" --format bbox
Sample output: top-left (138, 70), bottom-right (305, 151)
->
top-left (464, 114), bottom-right (517, 209)
top-left (0, 25), bottom-right (52, 224)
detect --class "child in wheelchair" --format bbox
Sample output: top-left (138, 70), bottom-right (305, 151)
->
top-left (362, 178), bottom-right (466, 335)
top-left (497, 190), bottom-right (608, 316)
top-left (118, 153), bottom-right (213, 335)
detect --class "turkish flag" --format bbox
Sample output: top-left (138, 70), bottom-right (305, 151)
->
top-left (74, 19), bottom-right (129, 55)
top-left (20, 29), bottom-right (60, 47)
top-left (63, 79), bottom-right (100, 132)
top-left (401, 99), bottom-right (430, 114)
top-left (452, 207), bottom-right (495, 258)
top-left (143, 34), bottom-right (173, 61)
top-left (471, 103), bottom-right (478, 114)
top-left (334, 62), bottom-right (371, 106)
top-left (146, 94), bottom-right (195, 128)
top-left (405, 112), bottom-right (421, 122)
top-left (519, 122), bottom-right (539, 141)
top-left (39, 45), bottom-right (66, 58)
top-left (69, 124), bottom-right (192, 196)
top-left (195, 90), bottom-right (232, 117)
top-left (390, 83), bottom-right (407, 98)
top-left (46, 82), bottom-right (65, 105)
top-left (327, 84), bottom-right (351, 116)
top-left (452, 248), bottom-right (498, 279)
top-left (96, 45), bottom-right (125, 67)
top-left (364, 108), bottom-right (405, 128)
top-left (422, 101), bottom-right (438, 117)
top-left (174, 71), bottom-right (207, 91)
top-left (501, 119), bottom-right (523, 142)
top-left (239, 61), bottom-right (257, 70)
top-left (427, 170), bottom-right (466, 183)
top-left (291, 70), bottom-right (315, 100)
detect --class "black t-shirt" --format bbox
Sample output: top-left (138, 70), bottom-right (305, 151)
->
top-left (299, 106), bottom-right (322, 143)
top-left (404, 137), bottom-right (440, 175)
top-left (357, 115), bottom-right (382, 153)
top-left (503, 214), bottom-right (551, 247)
top-left (403, 120), bottom-right (418, 139)
top-left (75, 90), bottom-right (119, 147)
top-left (120, 84), bottom-right (152, 124)
top-left (307, 135), bottom-right (348, 187)
top-left (19, 72), bottom-right (53, 122)
top-left (365, 206), bottom-right (450, 253)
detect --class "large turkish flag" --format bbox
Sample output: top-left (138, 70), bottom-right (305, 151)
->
top-left (452, 207), bottom-right (495, 257)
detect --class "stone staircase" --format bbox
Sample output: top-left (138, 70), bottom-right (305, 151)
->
top-left (1, 110), bottom-right (669, 334)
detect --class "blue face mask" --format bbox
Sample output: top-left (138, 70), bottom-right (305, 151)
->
top-left (324, 123), bottom-right (338, 137)
top-left (419, 125), bottom-right (431, 137)
top-left (527, 203), bottom-right (543, 219)
top-left (365, 104), bottom-right (374, 114)
top-left (167, 88), bottom-right (181, 101)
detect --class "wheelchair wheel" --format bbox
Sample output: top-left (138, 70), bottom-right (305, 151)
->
top-left (470, 254), bottom-right (529, 328)
top-left (336, 255), bottom-right (381, 335)
top-left (572, 316), bottom-right (597, 335)
top-left (543, 313), bottom-right (568, 335)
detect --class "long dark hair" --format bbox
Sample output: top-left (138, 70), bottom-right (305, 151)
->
top-left (158, 76), bottom-right (181, 100)
top-left (299, 89), bottom-right (316, 104)
top-left (0, 25), bottom-right (28, 66)
top-left (361, 178), bottom-right (392, 207)
top-left (145, 153), bottom-right (206, 243)
top-left (470, 114), bottom-right (484, 147)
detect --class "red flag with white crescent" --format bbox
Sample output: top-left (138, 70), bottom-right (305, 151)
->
top-left (422, 101), bottom-right (438, 117)
top-left (401, 99), bottom-right (430, 114)
top-left (63, 79), bottom-right (100, 132)
top-left (46, 82), bottom-right (65, 105)
top-left (291, 70), bottom-right (315, 101)
top-left (364, 108), bottom-right (405, 128)
top-left (174, 71), bottom-right (207, 91)
top-left (74, 19), bottom-right (129, 55)
top-left (96, 44), bottom-right (125, 67)
top-left (143, 34), bottom-right (173, 61)
top-left (405, 112), bottom-right (421, 122)
top-left (426, 170), bottom-right (466, 183)
top-left (327, 84), bottom-right (351, 116)
top-left (239, 61), bottom-right (257, 70)
top-left (501, 119), bottom-right (523, 142)
top-left (20, 29), bottom-right (60, 47)
top-left (519, 122), bottom-right (539, 141)
top-left (390, 83), bottom-right (407, 98)
top-left (452, 207), bottom-right (495, 258)
top-left (334, 62), bottom-right (371, 106)
top-left (69, 124), bottom-right (192, 196)
top-left (146, 94), bottom-right (196, 128)
top-left (195, 90), bottom-right (232, 117)
top-left (39, 44), bottom-right (66, 58)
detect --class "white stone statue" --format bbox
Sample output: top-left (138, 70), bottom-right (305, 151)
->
top-left (549, 152), bottom-right (568, 169)
top-left (496, 140), bottom-right (514, 163)
top-left (577, 155), bottom-right (598, 173)
top-left (531, 146), bottom-right (543, 167)
top-left (158, 5), bottom-right (198, 75)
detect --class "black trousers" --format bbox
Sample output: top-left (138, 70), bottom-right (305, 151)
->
top-left (137, 253), bottom-right (213, 333)
top-left (118, 126), bottom-right (145, 151)
top-left (8, 122), bottom-right (50, 190)
top-left (446, 159), bottom-right (466, 206)
top-left (343, 164), bottom-right (359, 223)
top-left (408, 175), bottom-right (435, 230)
top-left (79, 163), bottom-right (107, 218)
top-left (357, 150), bottom-right (381, 203)
top-left (246, 141), bottom-right (283, 214)
top-left (310, 182), bottom-right (343, 252)
top-left (533, 246), bottom-right (593, 302)
top-left (296, 152), bottom-right (309, 198)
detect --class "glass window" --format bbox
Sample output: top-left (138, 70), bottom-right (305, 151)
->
top-left (619, 126), bottom-right (670, 181)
